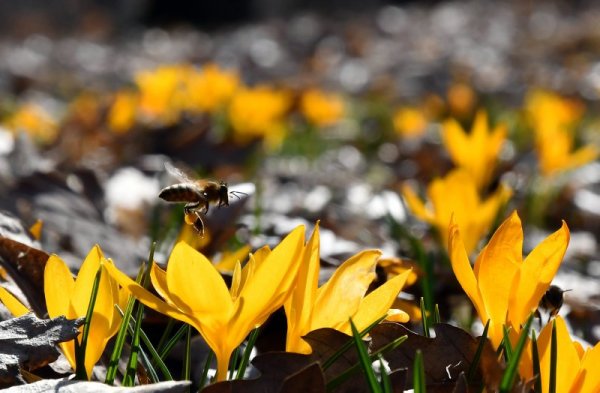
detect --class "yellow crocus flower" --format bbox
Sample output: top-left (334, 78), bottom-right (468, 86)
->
top-left (402, 169), bottom-right (511, 255)
top-left (392, 107), bottom-right (428, 138)
top-left (134, 64), bottom-right (190, 125)
top-left (299, 88), bottom-right (345, 127)
top-left (185, 63), bottom-right (239, 113)
top-left (4, 103), bottom-right (58, 145)
top-left (104, 226), bottom-right (305, 381)
top-left (285, 224), bottom-right (411, 353)
top-left (228, 85), bottom-right (291, 148)
top-left (530, 316), bottom-right (600, 393)
top-left (108, 90), bottom-right (139, 134)
top-left (448, 211), bottom-right (569, 349)
top-left (442, 110), bottom-right (507, 189)
top-left (44, 245), bottom-right (127, 379)
top-left (535, 127), bottom-right (598, 177)
top-left (526, 89), bottom-right (597, 176)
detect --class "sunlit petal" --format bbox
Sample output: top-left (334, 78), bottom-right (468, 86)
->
top-left (402, 185), bottom-right (434, 223)
top-left (509, 221), bottom-right (569, 326)
top-left (538, 317), bottom-right (580, 393)
top-left (71, 245), bottom-right (103, 316)
top-left (0, 286), bottom-right (29, 317)
top-left (285, 224), bottom-right (319, 351)
top-left (166, 242), bottom-right (233, 320)
top-left (44, 255), bottom-right (76, 319)
top-left (448, 219), bottom-right (487, 322)
top-left (313, 250), bottom-right (380, 330)
top-left (343, 269), bottom-right (412, 333)
top-left (103, 262), bottom-right (197, 328)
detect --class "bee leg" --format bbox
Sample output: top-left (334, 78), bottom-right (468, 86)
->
top-left (184, 202), bottom-right (200, 216)
top-left (191, 212), bottom-right (205, 236)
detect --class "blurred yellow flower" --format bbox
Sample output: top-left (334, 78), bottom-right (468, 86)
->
top-left (104, 226), bottom-right (305, 381)
top-left (0, 286), bottom-right (29, 317)
top-left (44, 245), bottom-right (127, 379)
top-left (4, 103), bottom-right (58, 144)
top-left (448, 211), bottom-right (569, 349)
top-left (393, 107), bottom-right (428, 138)
top-left (134, 64), bottom-right (189, 125)
top-left (402, 169), bottom-right (511, 255)
top-left (526, 89), bottom-right (597, 176)
top-left (185, 63), bottom-right (239, 113)
top-left (299, 88), bottom-right (345, 127)
top-left (527, 316), bottom-right (600, 393)
top-left (442, 110), bottom-right (507, 189)
top-left (285, 224), bottom-right (411, 353)
top-left (228, 85), bottom-right (291, 148)
top-left (447, 82), bottom-right (476, 119)
top-left (108, 90), bottom-right (138, 134)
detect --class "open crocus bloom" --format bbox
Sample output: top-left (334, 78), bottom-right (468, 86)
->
top-left (530, 316), bottom-right (600, 393)
top-left (44, 245), bottom-right (127, 379)
top-left (285, 224), bottom-right (412, 354)
top-left (442, 110), bottom-right (506, 189)
top-left (104, 226), bottom-right (305, 381)
top-left (448, 210), bottom-right (569, 349)
top-left (403, 168), bottom-right (511, 255)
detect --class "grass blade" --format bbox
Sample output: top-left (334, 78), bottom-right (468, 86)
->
top-left (322, 314), bottom-right (386, 371)
top-left (378, 354), bottom-right (392, 393)
top-left (433, 304), bottom-right (441, 325)
top-left (350, 318), bottom-right (382, 393)
top-left (116, 306), bottom-right (173, 381)
top-left (467, 319), bottom-right (490, 383)
top-left (413, 350), bottom-right (426, 393)
top-left (182, 324), bottom-right (192, 381)
top-left (75, 268), bottom-right (102, 380)
top-left (228, 347), bottom-right (240, 380)
top-left (326, 334), bottom-right (407, 391)
top-left (531, 330), bottom-right (542, 393)
top-left (499, 313), bottom-right (534, 392)
top-left (123, 242), bottom-right (156, 386)
top-left (159, 324), bottom-right (188, 360)
top-left (105, 263), bottom-right (146, 385)
top-left (198, 350), bottom-right (215, 388)
top-left (235, 327), bottom-right (261, 379)
top-left (420, 297), bottom-right (429, 338)
top-left (549, 320), bottom-right (557, 393)
top-left (501, 326), bottom-right (513, 362)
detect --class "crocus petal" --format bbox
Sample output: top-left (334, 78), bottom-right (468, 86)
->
top-left (342, 269), bottom-right (412, 333)
top-left (71, 245), bottom-right (103, 316)
top-left (385, 309), bottom-right (410, 323)
top-left (476, 212), bottom-right (521, 324)
top-left (0, 286), bottom-right (29, 317)
top-left (313, 250), bottom-right (381, 331)
top-left (402, 185), bottom-right (434, 223)
top-left (448, 218), bottom-right (487, 323)
top-left (572, 343), bottom-right (600, 393)
top-left (508, 221), bottom-right (569, 327)
top-left (166, 242), bottom-right (233, 321)
top-left (235, 226), bottom-right (305, 336)
top-left (285, 224), bottom-right (319, 352)
top-left (538, 317), bottom-right (581, 393)
top-left (214, 245), bottom-right (251, 273)
top-left (44, 255), bottom-right (76, 319)
top-left (103, 262), bottom-right (197, 328)
top-left (82, 267), bottom-right (116, 378)
top-left (150, 263), bottom-right (178, 308)
top-left (442, 118), bottom-right (470, 163)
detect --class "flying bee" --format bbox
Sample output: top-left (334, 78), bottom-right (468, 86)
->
top-left (159, 162), bottom-right (247, 235)
top-left (536, 285), bottom-right (571, 325)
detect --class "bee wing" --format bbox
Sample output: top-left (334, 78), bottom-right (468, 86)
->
top-left (164, 162), bottom-right (196, 184)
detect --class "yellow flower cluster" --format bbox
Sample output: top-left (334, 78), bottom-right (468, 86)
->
top-left (0, 225), bottom-right (410, 382)
top-left (526, 89), bottom-right (598, 176)
top-left (3, 103), bottom-right (58, 144)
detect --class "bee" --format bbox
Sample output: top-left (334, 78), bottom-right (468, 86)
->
top-left (536, 285), bottom-right (571, 325)
top-left (159, 163), bottom-right (245, 235)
